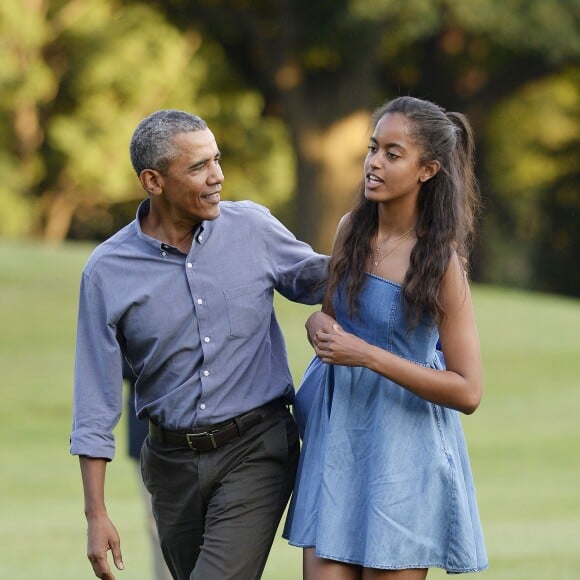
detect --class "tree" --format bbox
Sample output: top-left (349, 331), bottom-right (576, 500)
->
top-left (0, 0), bottom-right (294, 240)
top-left (485, 68), bottom-right (580, 294)
top-left (146, 0), bottom-right (580, 296)
top-left (2, 0), bottom-right (578, 295)
top-left (0, 0), bottom-right (53, 235)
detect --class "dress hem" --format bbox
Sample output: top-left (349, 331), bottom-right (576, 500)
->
top-left (285, 541), bottom-right (487, 574)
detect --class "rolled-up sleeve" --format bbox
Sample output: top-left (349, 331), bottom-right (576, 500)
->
top-left (70, 269), bottom-right (123, 460)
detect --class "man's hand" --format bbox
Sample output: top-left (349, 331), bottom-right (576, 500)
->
top-left (86, 512), bottom-right (124, 579)
top-left (305, 311), bottom-right (341, 348)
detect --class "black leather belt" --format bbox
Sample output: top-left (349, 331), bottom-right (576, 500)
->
top-left (149, 400), bottom-right (283, 451)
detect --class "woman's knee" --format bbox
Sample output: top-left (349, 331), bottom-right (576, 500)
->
top-left (303, 548), bottom-right (362, 580)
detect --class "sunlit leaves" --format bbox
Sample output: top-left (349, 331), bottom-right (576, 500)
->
top-left (487, 70), bottom-right (579, 209)
top-left (0, 0), bottom-right (295, 238)
top-left (484, 68), bottom-right (579, 289)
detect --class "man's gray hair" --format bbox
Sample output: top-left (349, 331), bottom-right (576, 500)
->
top-left (130, 110), bottom-right (208, 175)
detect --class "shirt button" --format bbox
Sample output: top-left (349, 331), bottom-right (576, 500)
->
top-left (200, 403), bottom-right (206, 410)
top-left (198, 235), bottom-right (203, 242)
top-left (204, 336), bottom-right (210, 343)
top-left (203, 370), bottom-right (210, 377)
top-left (197, 298), bottom-right (203, 305)
top-left (187, 262), bottom-right (193, 268)
top-left (161, 251), bottom-right (167, 257)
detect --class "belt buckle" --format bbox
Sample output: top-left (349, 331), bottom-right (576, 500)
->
top-left (186, 429), bottom-right (219, 450)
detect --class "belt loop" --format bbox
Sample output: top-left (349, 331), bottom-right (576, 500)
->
top-left (150, 421), bottom-right (166, 444)
top-left (209, 433), bottom-right (218, 449)
top-left (233, 416), bottom-right (245, 437)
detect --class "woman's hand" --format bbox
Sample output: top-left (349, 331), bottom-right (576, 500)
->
top-left (306, 311), bottom-right (369, 366)
top-left (314, 325), bottom-right (371, 367)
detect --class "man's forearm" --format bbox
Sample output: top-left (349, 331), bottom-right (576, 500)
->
top-left (79, 455), bottom-right (124, 578)
top-left (79, 456), bottom-right (108, 517)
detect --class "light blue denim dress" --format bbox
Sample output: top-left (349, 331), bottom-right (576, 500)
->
top-left (284, 274), bottom-right (488, 573)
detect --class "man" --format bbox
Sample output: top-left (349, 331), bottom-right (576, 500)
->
top-left (70, 110), bottom-right (328, 580)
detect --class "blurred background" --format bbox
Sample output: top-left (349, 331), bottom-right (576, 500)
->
top-left (1, 0), bottom-right (579, 294)
top-left (1, 1), bottom-right (579, 578)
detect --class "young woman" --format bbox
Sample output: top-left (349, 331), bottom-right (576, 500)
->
top-left (284, 96), bottom-right (488, 579)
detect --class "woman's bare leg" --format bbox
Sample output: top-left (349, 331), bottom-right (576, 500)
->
top-left (362, 568), bottom-right (427, 580)
top-left (303, 548), bottom-right (363, 580)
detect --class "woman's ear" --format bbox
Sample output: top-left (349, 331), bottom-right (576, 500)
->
top-left (139, 169), bottom-right (163, 196)
top-left (419, 160), bottom-right (441, 183)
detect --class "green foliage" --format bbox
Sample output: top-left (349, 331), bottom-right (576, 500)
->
top-left (484, 68), bottom-right (580, 293)
top-left (354, 0), bottom-right (580, 62)
top-left (450, 0), bottom-right (580, 61)
top-left (351, 0), bottom-right (442, 42)
top-left (0, 0), bottom-right (578, 296)
top-left (0, 0), bottom-right (54, 233)
top-left (193, 41), bottom-right (295, 207)
top-left (0, 156), bottom-right (37, 236)
top-left (47, 1), bottom-right (205, 203)
top-left (0, 0), bottom-right (294, 239)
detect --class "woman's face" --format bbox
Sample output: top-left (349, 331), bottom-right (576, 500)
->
top-left (364, 113), bottom-right (431, 205)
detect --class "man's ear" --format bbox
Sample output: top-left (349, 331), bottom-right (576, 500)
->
top-left (139, 169), bottom-right (163, 195)
top-left (419, 160), bottom-right (441, 183)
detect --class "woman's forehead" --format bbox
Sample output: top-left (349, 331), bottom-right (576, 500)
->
top-left (373, 113), bottom-right (415, 147)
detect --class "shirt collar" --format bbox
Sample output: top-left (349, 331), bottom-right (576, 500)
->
top-left (134, 198), bottom-right (207, 253)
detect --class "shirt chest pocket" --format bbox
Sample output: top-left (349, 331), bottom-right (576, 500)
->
top-left (223, 283), bottom-right (269, 338)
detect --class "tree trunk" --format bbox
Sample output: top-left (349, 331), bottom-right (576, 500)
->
top-left (288, 108), bottom-right (371, 252)
top-left (39, 189), bottom-right (78, 242)
top-left (275, 63), bottom-right (379, 251)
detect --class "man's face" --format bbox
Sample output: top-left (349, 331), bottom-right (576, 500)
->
top-left (158, 129), bottom-right (224, 224)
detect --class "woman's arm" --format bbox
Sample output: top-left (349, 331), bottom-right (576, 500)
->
top-left (313, 254), bottom-right (482, 414)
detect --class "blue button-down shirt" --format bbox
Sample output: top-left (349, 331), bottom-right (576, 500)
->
top-left (70, 199), bottom-right (328, 460)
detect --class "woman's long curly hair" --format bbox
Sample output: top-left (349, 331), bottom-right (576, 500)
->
top-left (324, 96), bottom-right (481, 327)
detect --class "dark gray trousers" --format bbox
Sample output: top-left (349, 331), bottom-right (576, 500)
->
top-left (141, 405), bottom-right (299, 580)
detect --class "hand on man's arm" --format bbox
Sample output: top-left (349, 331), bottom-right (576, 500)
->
top-left (305, 311), bottom-right (343, 349)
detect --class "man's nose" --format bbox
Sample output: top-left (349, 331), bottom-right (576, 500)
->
top-left (208, 161), bottom-right (224, 183)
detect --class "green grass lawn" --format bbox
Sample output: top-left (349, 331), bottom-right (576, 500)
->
top-left (1, 239), bottom-right (579, 579)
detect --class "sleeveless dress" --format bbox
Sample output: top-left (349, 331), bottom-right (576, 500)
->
top-left (283, 274), bottom-right (488, 573)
